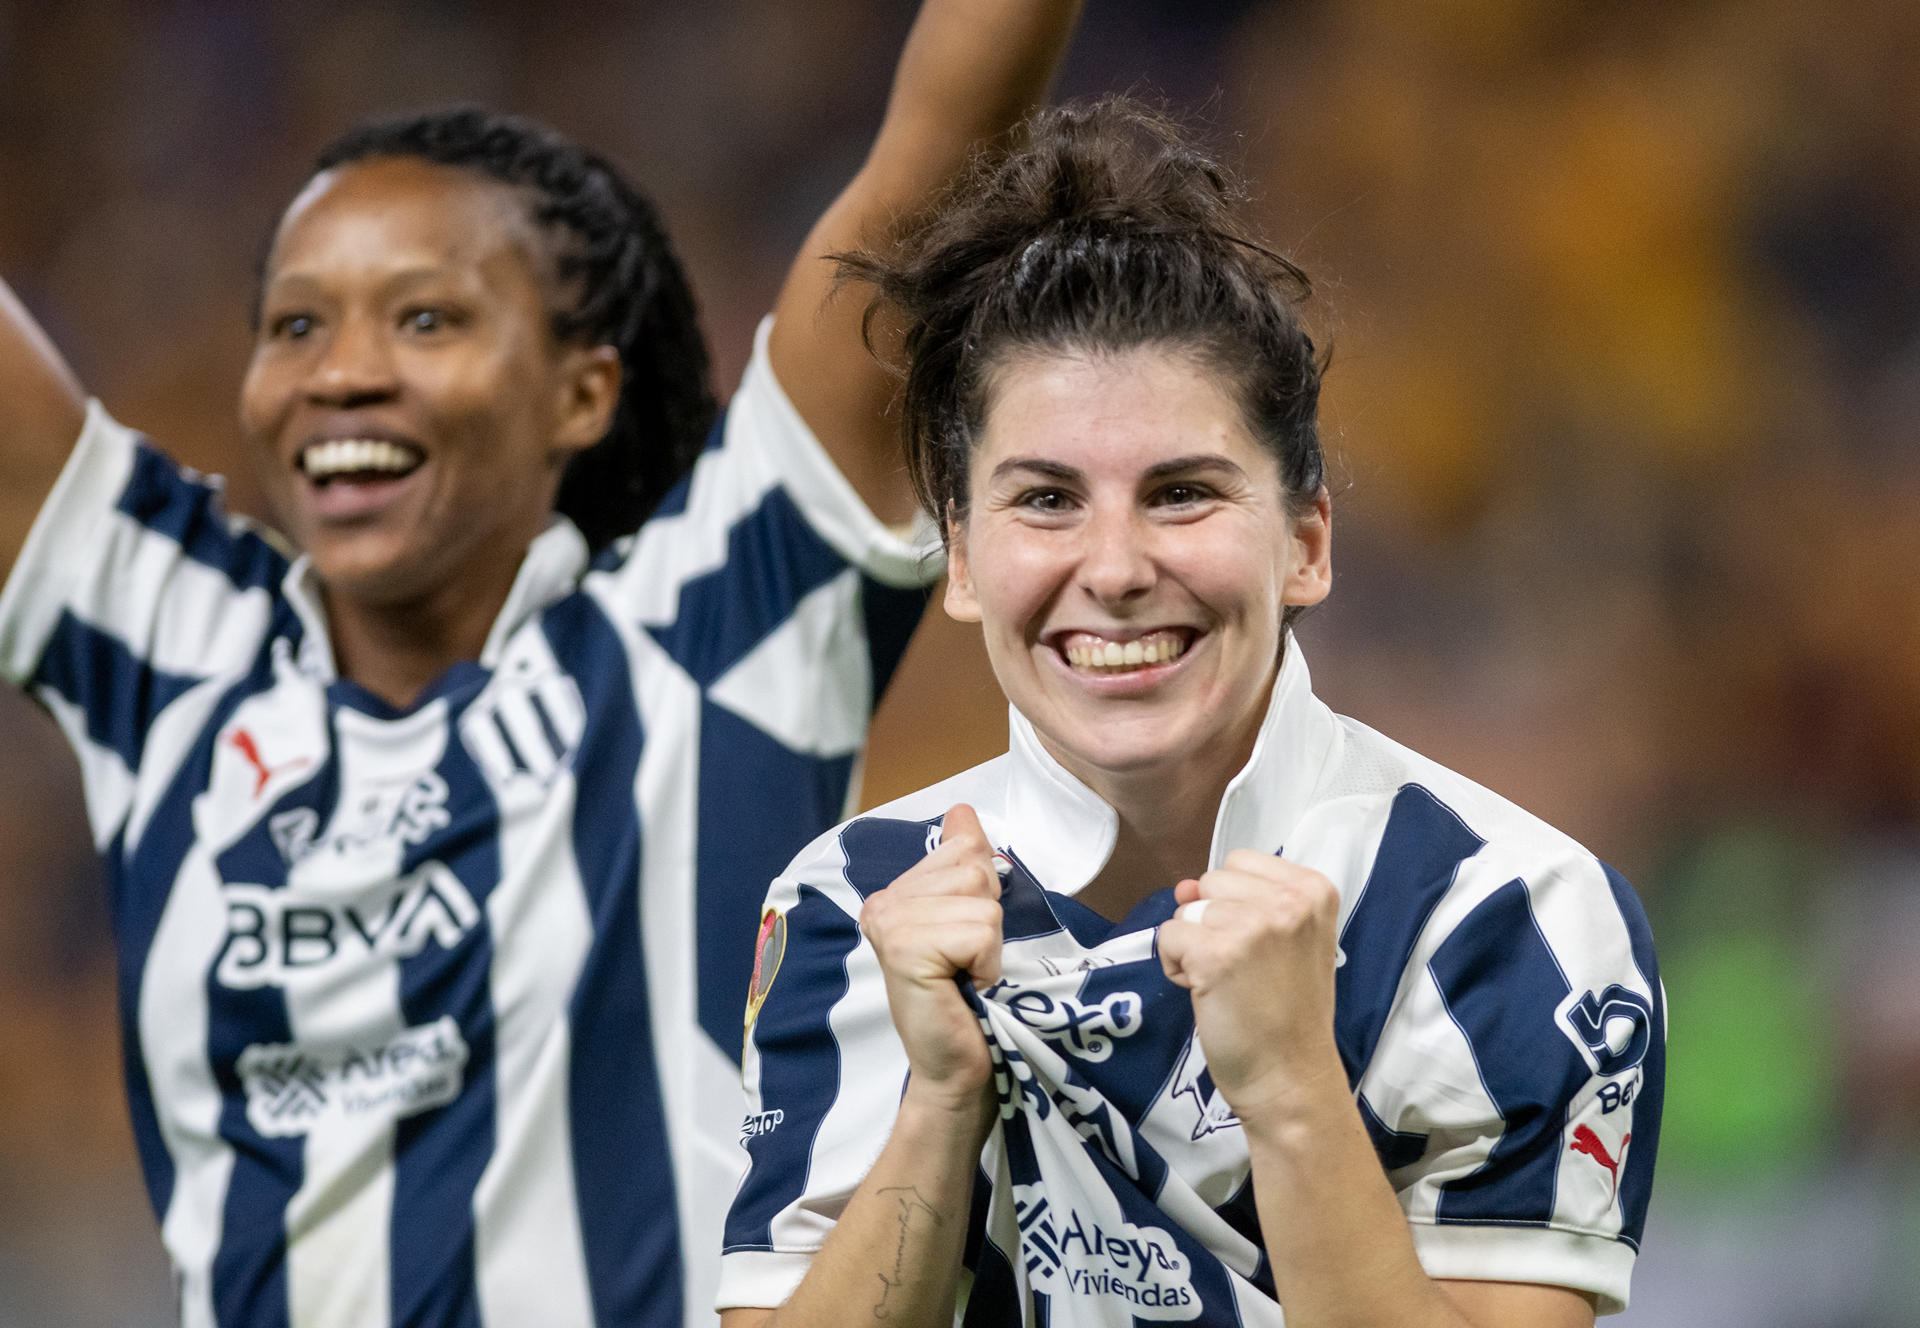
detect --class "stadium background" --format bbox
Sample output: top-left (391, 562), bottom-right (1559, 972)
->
top-left (1, 0), bottom-right (1915, 1322)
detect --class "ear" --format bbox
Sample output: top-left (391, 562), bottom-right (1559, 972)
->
top-left (551, 344), bottom-right (623, 457)
top-left (942, 502), bottom-right (982, 623)
top-left (1280, 488), bottom-right (1332, 608)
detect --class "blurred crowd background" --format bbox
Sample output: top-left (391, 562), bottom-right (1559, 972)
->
top-left (2, 0), bottom-right (1917, 1322)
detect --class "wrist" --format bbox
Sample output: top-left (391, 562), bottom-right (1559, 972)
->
top-left (897, 1072), bottom-right (997, 1150)
top-left (1226, 1040), bottom-right (1352, 1143)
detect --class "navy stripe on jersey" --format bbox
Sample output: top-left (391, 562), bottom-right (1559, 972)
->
top-left (1429, 877), bottom-right (1586, 1226)
top-left (390, 675), bottom-right (502, 1328)
top-left (859, 575), bottom-right (928, 702)
top-left (1356, 1091), bottom-right (1428, 1173)
top-left (724, 882), bottom-right (865, 1251)
top-left (118, 440), bottom-right (286, 592)
top-left (647, 486), bottom-right (851, 688)
top-left (1335, 784), bottom-right (1485, 1086)
top-left (107, 826), bottom-right (176, 1225)
top-left (1604, 863), bottom-right (1663, 1248)
top-left (546, 593), bottom-right (683, 1326)
top-left (694, 700), bottom-right (857, 1060)
top-left (200, 652), bottom-right (315, 1328)
top-left (33, 610), bottom-right (202, 770)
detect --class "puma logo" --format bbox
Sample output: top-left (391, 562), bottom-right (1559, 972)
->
top-left (1569, 1123), bottom-right (1630, 1199)
top-left (229, 728), bottom-right (310, 798)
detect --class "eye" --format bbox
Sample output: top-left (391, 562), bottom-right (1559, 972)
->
top-left (1152, 482), bottom-right (1214, 507)
top-left (270, 312), bottom-right (316, 340)
top-left (1016, 487), bottom-right (1074, 513)
top-left (402, 307), bottom-right (448, 334)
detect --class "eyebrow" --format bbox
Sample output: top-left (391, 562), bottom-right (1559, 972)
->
top-left (987, 454), bottom-right (1248, 484)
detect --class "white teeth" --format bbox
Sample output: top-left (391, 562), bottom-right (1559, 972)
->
top-left (1062, 631), bottom-right (1189, 673)
top-left (300, 438), bottom-right (423, 480)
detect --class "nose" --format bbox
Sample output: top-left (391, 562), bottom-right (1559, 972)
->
top-left (305, 313), bottom-right (398, 407)
top-left (1076, 501), bottom-right (1155, 606)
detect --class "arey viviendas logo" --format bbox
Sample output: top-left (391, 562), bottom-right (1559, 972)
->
top-left (238, 1017), bottom-right (468, 1137)
top-left (1012, 1185), bottom-right (1199, 1320)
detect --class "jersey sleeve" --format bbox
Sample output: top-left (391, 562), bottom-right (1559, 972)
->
top-left (600, 316), bottom-right (943, 1067)
top-left (716, 833), bottom-right (910, 1311)
top-left (0, 402), bottom-right (288, 839)
top-left (1355, 850), bottom-right (1663, 1315)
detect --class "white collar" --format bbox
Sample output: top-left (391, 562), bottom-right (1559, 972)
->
top-left (997, 634), bottom-right (1340, 896)
top-left (283, 517), bottom-right (591, 682)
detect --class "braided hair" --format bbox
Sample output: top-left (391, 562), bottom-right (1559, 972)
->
top-left (304, 106), bottom-right (716, 551)
top-left (840, 97), bottom-right (1326, 625)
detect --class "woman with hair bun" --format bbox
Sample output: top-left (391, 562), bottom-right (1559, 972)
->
top-left (720, 99), bottom-right (1662, 1328)
top-left (0, 4), bottom-right (1080, 1325)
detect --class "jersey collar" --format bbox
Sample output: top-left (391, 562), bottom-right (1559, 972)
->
top-left (998, 633), bottom-right (1340, 897)
top-left (282, 516), bottom-right (591, 682)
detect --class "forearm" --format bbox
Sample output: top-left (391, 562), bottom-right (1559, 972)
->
top-left (768, 0), bottom-right (1081, 523)
top-left (758, 1087), bottom-right (993, 1327)
top-left (872, 0), bottom-right (1084, 179)
top-left (1240, 1053), bottom-right (1473, 1328)
top-left (0, 278), bottom-right (87, 587)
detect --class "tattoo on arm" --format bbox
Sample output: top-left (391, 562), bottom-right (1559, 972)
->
top-left (872, 1186), bottom-right (945, 1321)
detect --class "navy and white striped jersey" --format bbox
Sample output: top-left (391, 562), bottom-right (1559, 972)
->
top-left (0, 319), bottom-right (936, 1328)
top-left (722, 641), bottom-right (1663, 1321)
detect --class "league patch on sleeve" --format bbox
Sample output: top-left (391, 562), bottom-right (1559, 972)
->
top-left (743, 906), bottom-right (788, 1040)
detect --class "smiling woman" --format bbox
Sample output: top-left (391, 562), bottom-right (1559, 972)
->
top-left (719, 99), bottom-right (1664, 1328)
top-left (0, 4), bottom-right (1084, 1327)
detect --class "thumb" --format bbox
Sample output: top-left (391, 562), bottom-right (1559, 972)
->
top-left (940, 802), bottom-right (988, 850)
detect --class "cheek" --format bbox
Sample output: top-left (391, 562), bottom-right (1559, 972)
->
top-left (971, 537), bottom-right (1068, 639)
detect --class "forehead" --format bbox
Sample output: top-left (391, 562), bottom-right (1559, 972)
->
top-left (265, 156), bottom-right (548, 291)
top-left (975, 348), bottom-right (1272, 479)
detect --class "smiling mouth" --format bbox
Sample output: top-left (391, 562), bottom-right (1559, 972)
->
top-left (1058, 628), bottom-right (1193, 674)
top-left (298, 438), bottom-right (426, 485)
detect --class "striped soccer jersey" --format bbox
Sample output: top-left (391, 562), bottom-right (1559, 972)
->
top-left (722, 640), bottom-right (1663, 1322)
top-left (0, 319), bottom-right (935, 1328)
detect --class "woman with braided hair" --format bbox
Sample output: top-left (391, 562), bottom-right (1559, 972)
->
top-left (721, 98), bottom-right (1662, 1328)
top-left (0, 3), bottom-right (1080, 1325)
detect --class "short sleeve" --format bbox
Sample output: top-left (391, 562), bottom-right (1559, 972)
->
top-left (716, 842), bottom-right (909, 1311)
top-left (0, 402), bottom-right (288, 834)
top-left (1358, 855), bottom-right (1663, 1315)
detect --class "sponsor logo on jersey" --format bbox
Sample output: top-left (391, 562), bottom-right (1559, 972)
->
top-left (744, 907), bottom-right (787, 1043)
top-left (1569, 1123), bottom-right (1631, 1200)
top-left (1168, 1038), bottom-right (1239, 1140)
top-left (1558, 984), bottom-right (1654, 1077)
top-left (227, 727), bottom-right (313, 799)
top-left (981, 980), bottom-right (1143, 1062)
top-left (238, 1016), bottom-right (468, 1137)
top-left (266, 771), bottom-right (451, 868)
top-left (215, 860), bottom-right (482, 989)
top-left (740, 1108), bottom-right (785, 1142)
top-left (1012, 1185), bottom-right (1199, 1320)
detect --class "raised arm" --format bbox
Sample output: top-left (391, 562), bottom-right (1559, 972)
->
top-left (768, 0), bottom-right (1082, 526)
top-left (0, 279), bottom-right (87, 590)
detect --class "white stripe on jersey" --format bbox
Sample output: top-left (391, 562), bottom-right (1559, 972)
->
top-left (706, 570), bottom-right (872, 759)
top-left (0, 399), bottom-right (137, 679)
top-left (473, 633), bottom-right (597, 1328)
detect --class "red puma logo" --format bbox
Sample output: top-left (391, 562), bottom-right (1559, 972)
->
top-left (228, 728), bottom-right (309, 798)
top-left (1570, 1123), bottom-right (1630, 1199)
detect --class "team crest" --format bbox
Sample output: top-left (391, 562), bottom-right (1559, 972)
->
top-left (744, 907), bottom-right (788, 1040)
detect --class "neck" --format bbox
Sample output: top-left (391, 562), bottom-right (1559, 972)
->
top-left (323, 554), bottom-right (524, 709)
top-left (1069, 718), bottom-right (1265, 922)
